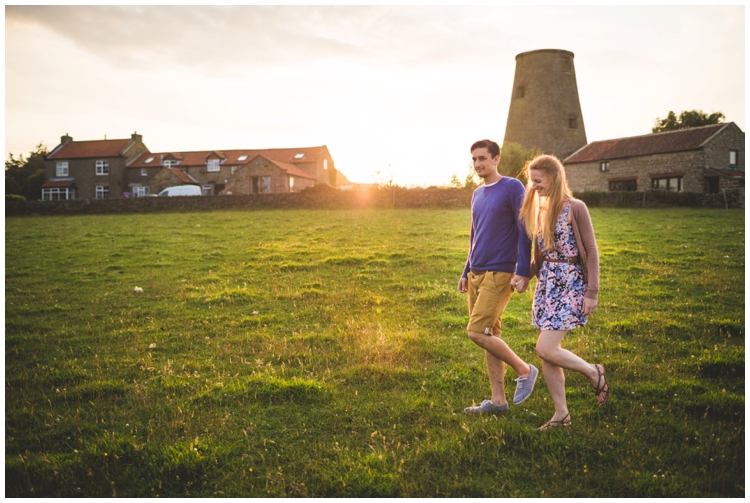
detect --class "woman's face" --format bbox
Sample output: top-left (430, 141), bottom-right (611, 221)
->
top-left (529, 169), bottom-right (551, 197)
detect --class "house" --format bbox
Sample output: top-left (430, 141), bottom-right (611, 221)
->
top-left (43, 133), bottom-right (150, 200)
top-left (222, 155), bottom-right (317, 195)
top-left (563, 122), bottom-right (745, 194)
top-left (126, 145), bottom-right (345, 195)
top-left (42, 134), bottom-right (348, 199)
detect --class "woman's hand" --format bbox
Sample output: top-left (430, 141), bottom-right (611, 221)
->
top-left (583, 298), bottom-right (598, 316)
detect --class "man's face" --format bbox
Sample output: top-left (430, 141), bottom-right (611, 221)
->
top-left (471, 148), bottom-right (500, 179)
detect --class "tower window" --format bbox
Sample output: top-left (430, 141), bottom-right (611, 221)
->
top-left (562, 58), bottom-right (572, 72)
top-left (516, 86), bottom-right (525, 99)
top-left (569, 117), bottom-right (578, 129)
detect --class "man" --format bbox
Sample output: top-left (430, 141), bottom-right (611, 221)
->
top-left (458, 139), bottom-right (538, 415)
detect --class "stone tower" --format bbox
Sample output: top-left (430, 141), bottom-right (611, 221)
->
top-left (503, 49), bottom-right (587, 161)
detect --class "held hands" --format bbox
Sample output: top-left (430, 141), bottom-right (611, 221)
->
top-left (510, 275), bottom-right (529, 294)
top-left (582, 297), bottom-right (598, 316)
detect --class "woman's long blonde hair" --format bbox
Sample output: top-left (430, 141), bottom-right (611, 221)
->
top-left (519, 155), bottom-right (573, 253)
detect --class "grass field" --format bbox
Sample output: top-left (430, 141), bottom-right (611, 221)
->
top-left (5, 207), bottom-right (744, 497)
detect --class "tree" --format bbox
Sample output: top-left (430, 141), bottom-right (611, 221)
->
top-left (652, 110), bottom-right (725, 133)
top-left (450, 165), bottom-right (480, 189)
top-left (5, 143), bottom-right (48, 201)
top-left (498, 141), bottom-right (544, 185)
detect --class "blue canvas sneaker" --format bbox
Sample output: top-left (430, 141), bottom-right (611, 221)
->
top-left (463, 399), bottom-right (509, 415)
top-left (513, 364), bottom-right (539, 405)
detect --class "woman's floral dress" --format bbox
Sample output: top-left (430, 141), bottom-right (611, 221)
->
top-left (532, 202), bottom-right (588, 331)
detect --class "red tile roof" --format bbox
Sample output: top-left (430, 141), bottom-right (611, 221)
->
top-left (128, 146), bottom-right (328, 169)
top-left (274, 160), bottom-right (318, 180)
top-left (42, 178), bottom-right (75, 188)
top-left (47, 138), bottom-right (133, 160)
top-left (167, 168), bottom-right (199, 184)
top-left (564, 124), bottom-right (729, 164)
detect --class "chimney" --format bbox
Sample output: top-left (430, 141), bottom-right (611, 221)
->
top-left (131, 131), bottom-right (142, 143)
top-left (61, 134), bottom-right (72, 144)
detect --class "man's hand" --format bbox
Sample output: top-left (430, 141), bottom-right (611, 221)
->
top-left (511, 275), bottom-right (529, 293)
top-left (582, 298), bottom-right (598, 315)
top-left (458, 277), bottom-right (468, 293)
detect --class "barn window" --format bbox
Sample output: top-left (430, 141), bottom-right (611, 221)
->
top-left (651, 176), bottom-right (682, 192)
top-left (609, 179), bottom-right (637, 191)
top-left (729, 150), bottom-right (738, 166)
top-left (600, 162), bottom-right (609, 172)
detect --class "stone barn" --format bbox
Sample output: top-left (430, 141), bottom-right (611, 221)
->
top-left (563, 122), bottom-right (745, 194)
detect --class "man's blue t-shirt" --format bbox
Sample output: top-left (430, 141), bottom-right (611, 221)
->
top-left (462, 177), bottom-right (532, 278)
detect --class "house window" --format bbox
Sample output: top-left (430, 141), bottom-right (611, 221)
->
top-left (207, 159), bottom-right (220, 172)
top-left (729, 150), bottom-right (738, 166)
top-left (95, 185), bottom-right (109, 199)
top-left (237, 155), bottom-right (248, 161)
top-left (609, 179), bottom-right (637, 191)
top-left (324, 159), bottom-right (328, 170)
top-left (294, 153), bottom-right (305, 159)
top-left (163, 160), bottom-right (176, 167)
top-left (144, 157), bottom-right (154, 164)
top-left (56, 162), bottom-right (69, 177)
top-left (290, 177), bottom-right (295, 190)
top-left (651, 176), bottom-right (682, 192)
top-left (202, 185), bottom-right (212, 196)
top-left (600, 162), bottom-right (609, 172)
top-left (42, 187), bottom-right (75, 200)
top-left (516, 86), bottom-right (525, 99)
top-left (141, 168), bottom-right (148, 177)
top-left (569, 117), bottom-right (578, 129)
top-left (133, 186), bottom-right (150, 197)
top-left (231, 166), bottom-right (238, 175)
top-left (95, 160), bottom-right (109, 175)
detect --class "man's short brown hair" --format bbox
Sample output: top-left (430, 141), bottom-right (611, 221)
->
top-left (471, 139), bottom-right (500, 158)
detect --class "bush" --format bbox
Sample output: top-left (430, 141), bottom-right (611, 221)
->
top-left (5, 194), bottom-right (26, 201)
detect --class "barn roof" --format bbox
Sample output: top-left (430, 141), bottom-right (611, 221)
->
top-left (564, 123), bottom-right (730, 164)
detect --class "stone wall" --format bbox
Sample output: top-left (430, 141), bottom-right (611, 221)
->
top-left (7, 185), bottom-right (743, 217)
top-left (566, 150), bottom-right (706, 193)
top-left (703, 123), bottom-right (745, 170)
top-left (574, 189), bottom-right (744, 209)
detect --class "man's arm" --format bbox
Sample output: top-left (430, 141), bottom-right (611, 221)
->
top-left (513, 182), bottom-right (532, 291)
top-left (459, 194), bottom-right (475, 293)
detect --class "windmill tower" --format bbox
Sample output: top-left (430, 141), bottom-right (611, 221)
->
top-left (503, 49), bottom-right (587, 161)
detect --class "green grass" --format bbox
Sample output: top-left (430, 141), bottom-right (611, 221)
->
top-left (5, 208), bottom-right (744, 497)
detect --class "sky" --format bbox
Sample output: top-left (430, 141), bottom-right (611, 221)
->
top-left (5, 5), bottom-right (745, 187)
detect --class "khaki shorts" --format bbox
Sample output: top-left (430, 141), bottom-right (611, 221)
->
top-left (467, 270), bottom-right (514, 336)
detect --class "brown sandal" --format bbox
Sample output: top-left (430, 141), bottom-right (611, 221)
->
top-left (592, 364), bottom-right (609, 405)
top-left (538, 412), bottom-right (571, 431)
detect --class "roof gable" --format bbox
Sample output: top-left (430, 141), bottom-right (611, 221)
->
top-left (564, 123), bottom-right (730, 164)
top-left (47, 138), bottom-right (132, 160)
top-left (167, 168), bottom-right (199, 184)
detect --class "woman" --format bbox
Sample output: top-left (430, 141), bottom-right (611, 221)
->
top-left (517, 154), bottom-right (609, 430)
